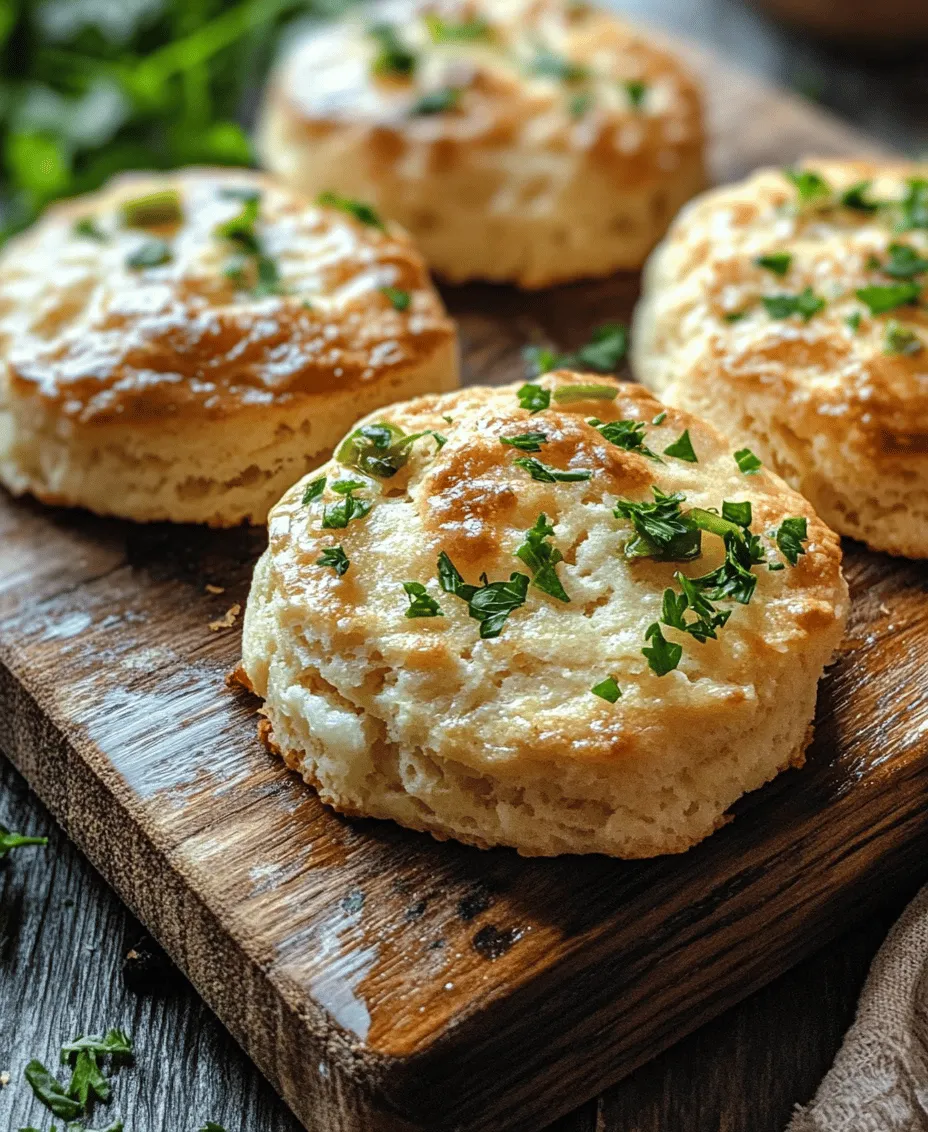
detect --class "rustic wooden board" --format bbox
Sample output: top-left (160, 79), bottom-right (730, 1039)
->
top-left (0, 41), bottom-right (924, 1132)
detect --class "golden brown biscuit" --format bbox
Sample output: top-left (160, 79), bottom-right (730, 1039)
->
top-left (242, 373), bottom-right (847, 857)
top-left (258, 0), bottom-right (706, 288)
top-left (633, 160), bottom-right (928, 558)
top-left (0, 168), bottom-right (458, 526)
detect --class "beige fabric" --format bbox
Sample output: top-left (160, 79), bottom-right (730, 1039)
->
top-left (788, 884), bottom-right (928, 1132)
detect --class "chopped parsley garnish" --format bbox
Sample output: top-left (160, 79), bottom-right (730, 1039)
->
top-left (73, 216), bottom-right (107, 241)
top-left (515, 513), bottom-right (570, 602)
top-left (0, 823), bottom-right (47, 858)
top-left (528, 48), bottom-right (589, 83)
top-left (846, 311), bottom-right (862, 333)
top-left (199, 1125), bottom-right (229, 1132)
top-left (734, 447), bottom-right (762, 474)
top-left (723, 310), bottom-right (749, 323)
top-left (500, 431), bottom-right (548, 452)
top-left (569, 91), bottom-right (594, 118)
top-left (841, 181), bottom-right (879, 212)
top-left (624, 79), bottom-right (648, 108)
top-left (615, 488), bottom-right (701, 562)
top-left (336, 421), bottom-right (441, 478)
top-left (590, 417), bottom-right (660, 460)
top-left (60, 1030), bottom-right (133, 1059)
top-left (591, 676), bottom-right (621, 703)
top-left (302, 477), bottom-right (326, 505)
top-left (317, 546), bottom-right (350, 576)
top-left (522, 347), bottom-right (560, 378)
top-left (403, 582), bottom-right (444, 618)
top-left (775, 516), bottom-right (808, 566)
top-left (121, 188), bottom-right (182, 227)
top-left (784, 167), bottom-right (831, 205)
top-left (691, 527), bottom-right (765, 606)
top-left (381, 286), bottom-right (411, 310)
top-left (855, 281), bottom-right (920, 315)
top-left (721, 500), bottom-right (752, 528)
top-left (424, 14), bottom-right (492, 41)
top-left (215, 191), bottom-right (260, 251)
top-left (762, 287), bottom-right (826, 321)
top-left (642, 623), bottom-right (682, 676)
top-left (215, 190), bottom-right (282, 296)
top-left (513, 457), bottom-right (592, 483)
top-left (571, 323), bottom-right (629, 371)
top-left (317, 191), bottom-right (385, 230)
top-left (552, 382), bottom-right (617, 403)
top-left (660, 574), bottom-right (731, 644)
top-left (517, 382), bottom-right (551, 412)
top-left (652, 411), bottom-right (666, 425)
top-left (321, 485), bottom-right (372, 530)
top-left (883, 243), bottom-right (928, 279)
top-left (411, 87), bottom-right (462, 115)
top-left (126, 238), bottom-right (171, 268)
top-left (369, 22), bottom-right (416, 77)
top-left (884, 321), bottom-right (923, 356)
top-left (25, 1029), bottom-right (132, 1123)
top-left (24, 1060), bottom-right (83, 1120)
top-left (437, 552), bottom-right (529, 638)
top-left (755, 252), bottom-right (792, 276)
top-left (663, 429), bottom-right (698, 462)
top-left (899, 178), bottom-right (928, 231)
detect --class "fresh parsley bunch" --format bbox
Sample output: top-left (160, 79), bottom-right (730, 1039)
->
top-left (0, 0), bottom-right (352, 242)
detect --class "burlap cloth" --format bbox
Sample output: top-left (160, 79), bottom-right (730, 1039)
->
top-left (788, 884), bottom-right (928, 1131)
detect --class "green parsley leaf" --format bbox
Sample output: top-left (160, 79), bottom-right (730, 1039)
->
top-left (60, 1030), bottom-right (132, 1060)
top-left (571, 323), bottom-right (629, 371)
top-left (403, 582), bottom-right (443, 618)
top-left (73, 216), bottom-right (107, 242)
top-left (855, 281), bottom-right (921, 315)
top-left (369, 23), bottom-right (417, 77)
top-left (615, 488), bottom-right (701, 562)
top-left (24, 1060), bottom-right (83, 1120)
top-left (0, 824), bottom-right (47, 858)
top-left (673, 573), bottom-right (732, 642)
top-left (515, 513), bottom-right (570, 602)
top-left (590, 418), bottom-right (660, 461)
top-left (899, 178), bottom-right (928, 231)
top-left (322, 490), bottom-right (372, 530)
top-left (723, 310), bottom-right (749, 323)
top-left (198, 1125), bottom-right (229, 1132)
top-left (846, 311), bottom-right (862, 333)
top-left (437, 552), bottom-right (476, 602)
top-left (624, 79), bottom-right (648, 108)
top-left (591, 676), bottom-right (621, 703)
top-left (734, 447), bottom-right (762, 474)
top-left (528, 48), bottom-right (589, 83)
top-left (568, 91), bottom-right (594, 118)
top-left (721, 500), bottom-right (752, 528)
top-left (642, 622), bottom-right (682, 676)
top-left (552, 383), bottom-right (618, 404)
top-left (691, 529), bottom-right (765, 605)
top-left (500, 431), bottom-right (548, 452)
top-left (652, 411), bottom-right (667, 425)
top-left (121, 188), bottom-right (182, 228)
top-left (336, 422), bottom-right (434, 478)
top-left (317, 546), bottom-right (350, 576)
top-left (126, 238), bottom-right (171, 269)
top-left (317, 192), bottom-right (385, 231)
top-left (330, 478), bottom-right (366, 495)
top-left (755, 252), bottom-right (792, 276)
top-left (884, 320), bottom-right (923, 356)
top-left (513, 457), bottom-right (592, 483)
top-left (775, 516), bottom-right (808, 566)
top-left (67, 1048), bottom-right (111, 1107)
top-left (424, 14), bottom-right (492, 41)
top-left (215, 192), bottom-right (260, 253)
top-left (517, 383), bottom-right (551, 413)
top-left (410, 87), bottom-right (462, 115)
top-left (381, 286), bottom-right (411, 310)
top-left (762, 286), bottom-right (826, 321)
top-left (686, 507), bottom-right (747, 541)
top-left (523, 345), bottom-right (560, 378)
top-left (784, 167), bottom-right (831, 205)
top-left (302, 477), bottom-right (326, 505)
top-left (841, 180), bottom-right (879, 212)
top-left (663, 429), bottom-right (698, 462)
top-left (883, 243), bottom-right (928, 279)
top-left (437, 553), bottom-right (529, 638)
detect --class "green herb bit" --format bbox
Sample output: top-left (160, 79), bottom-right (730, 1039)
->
top-left (691, 528), bottom-right (765, 605)
top-left (553, 382), bottom-right (617, 404)
top-left (652, 411), bottom-right (666, 425)
top-left (403, 582), bottom-right (444, 618)
top-left (523, 346), bottom-right (560, 378)
top-left (734, 447), bottom-right (762, 474)
top-left (126, 238), bottom-right (171, 269)
top-left (437, 552), bottom-right (529, 638)
top-left (67, 1047), bottom-right (111, 1107)
top-left (24, 1060), bottom-right (83, 1120)
top-left (660, 575), bottom-right (731, 644)
top-left (899, 178), bottom-right (928, 231)
top-left (615, 487), bottom-right (702, 562)
top-left (317, 191), bottom-right (385, 231)
top-left (569, 91), bottom-right (594, 118)
top-left (322, 489), bottom-right (372, 530)
top-left (60, 1030), bottom-right (132, 1061)
top-left (591, 676), bottom-right (621, 703)
top-left (784, 167), bottom-right (831, 205)
top-left (219, 186), bottom-right (262, 204)
top-left (514, 456), bottom-right (592, 483)
top-left (642, 622), bottom-right (682, 676)
top-left (215, 192), bottom-right (260, 253)
top-left (515, 513), bottom-right (570, 602)
top-left (755, 252), bottom-right (792, 276)
top-left (855, 281), bottom-right (921, 315)
top-left (841, 180), bottom-right (879, 212)
top-left (381, 286), bottom-right (411, 310)
top-left (775, 516), bottom-right (808, 566)
top-left (302, 477), bottom-right (326, 505)
top-left (500, 431), bottom-right (548, 452)
top-left (624, 79), bottom-right (648, 108)
top-left (846, 311), bottom-right (862, 333)
top-left (121, 188), bottom-right (182, 228)
top-left (317, 546), bottom-right (350, 576)
top-left (528, 48), bottom-right (589, 83)
top-left (723, 310), bottom-right (749, 323)
top-left (517, 382), bottom-right (551, 412)
top-left (369, 22), bottom-right (417, 77)
top-left (721, 500), bottom-right (752, 528)
top-left (336, 422), bottom-right (438, 478)
top-left (884, 321), bottom-right (923, 356)
top-left (686, 507), bottom-right (748, 541)
top-left (199, 1124), bottom-right (229, 1132)
top-left (425, 14), bottom-right (492, 41)
top-left (573, 323), bottom-right (629, 371)
top-left (663, 429), bottom-right (698, 462)
top-left (590, 417), bottom-right (661, 461)
top-left (762, 287), bottom-right (826, 321)
top-left (0, 823), bottom-right (47, 858)
top-left (411, 87), bottom-right (462, 115)
top-left (883, 243), bottom-right (928, 279)
top-left (73, 216), bottom-right (107, 242)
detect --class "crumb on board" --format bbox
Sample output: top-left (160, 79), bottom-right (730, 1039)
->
top-left (205, 583), bottom-right (225, 595)
top-left (209, 603), bottom-right (241, 631)
top-left (0, 1070), bottom-right (9, 1087)
top-left (879, 603), bottom-right (891, 616)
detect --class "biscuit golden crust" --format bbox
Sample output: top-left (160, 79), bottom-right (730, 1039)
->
top-left (259, 0), bottom-right (706, 287)
top-left (0, 168), bottom-right (459, 525)
top-left (633, 159), bottom-right (928, 558)
top-left (242, 374), bottom-right (848, 857)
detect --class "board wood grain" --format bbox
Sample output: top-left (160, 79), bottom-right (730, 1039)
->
top-left (0, 39), bottom-right (924, 1132)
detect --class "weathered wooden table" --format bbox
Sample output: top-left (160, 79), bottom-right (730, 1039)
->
top-left (1, 3), bottom-right (926, 1131)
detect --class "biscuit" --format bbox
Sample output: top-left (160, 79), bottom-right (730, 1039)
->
top-left (633, 159), bottom-right (928, 558)
top-left (0, 168), bottom-right (458, 526)
top-left (242, 373), bottom-right (847, 857)
top-left (258, 0), bottom-right (706, 288)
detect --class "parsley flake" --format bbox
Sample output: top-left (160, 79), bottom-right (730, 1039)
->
top-left (322, 488), bottom-right (372, 530)
top-left (762, 287), bottom-right (826, 321)
top-left (784, 167), bottom-right (831, 205)
top-left (411, 87), bottom-right (462, 115)
top-left (73, 216), bottom-right (107, 241)
top-left (591, 676), bottom-right (621, 703)
top-left (403, 582), bottom-right (444, 618)
top-left (24, 1060), bottom-right (83, 1120)
top-left (569, 91), bottom-right (594, 118)
top-left (369, 22), bottom-right (416, 76)
top-left (517, 383), bottom-right (551, 413)
top-left (302, 477), bottom-right (326, 505)
top-left (775, 516), bottom-right (808, 565)
top-left (500, 431), bottom-right (548, 452)
top-left (755, 252), bottom-right (792, 276)
top-left (590, 417), bottom-right (660, 460)
top-left (883, 243), bottom-right (928, 279)
top-left (198, 1125), bottom-right (229, 1132)
top-left (841, 181), bottom-right (879, 212)
top-left (0, 824), bottom-right (47, 858)
top-left (425, 14), bottom-right (491, 41)
top-left (846, 311), bottom-right (862, 333)
top-left (723, 310), bottom-right (749, 323)
top-left (721, 500), bottom-right (752, 528)
top-left (856, 281), bottom-right (921, 315)
top-left (381, 286), bottom-right (411, 310)
top-left (336, 422), bottom-right (441, 477)
top-left (317, 546), bottom-right (350, 576)
top-left (734, 448), bottom-right (762, 474)
top-left (552, 382), bottom-right (618, 404)
top-left (663, 429), bottom-right (698, 462)
top-left (515, 513), bottom-right (570, 602)
top-left (624, 79), bottom-right (648, 108)
top-left (437, 553), bottom-right (529, 638)
top-left (899, 178), bottom-right (928, 231)
top-left (615, 488), bottom-right (701, 562)
top-left (121, 188), bottom-right (182, 227)
top-left (652, 411), bottom-right (666, 425)
top-left (126, 238), bottom-right (171, 268)
top-left (660, 574), bottom-right (731, 644)
top-left (528, 48), bottom-right (589, 83)
top-left (642, 622), bottom-right (682, 676)
top-left (691, 528), bottom-right (765, 605)
top-left (884, 321), bottom-right (923, 356)
top-left (571, 323), bottom-right (629, 370)
top-left (317, 191), bottom-right (385, 230)
top-left (513, 457), bottom-right (592, 483)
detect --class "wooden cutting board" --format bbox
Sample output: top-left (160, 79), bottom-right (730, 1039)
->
top-left (1, 40), bottom-right (925, 1132)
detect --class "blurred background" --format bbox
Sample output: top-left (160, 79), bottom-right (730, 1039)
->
top-left (0, 0), bottom-right (925, 244)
